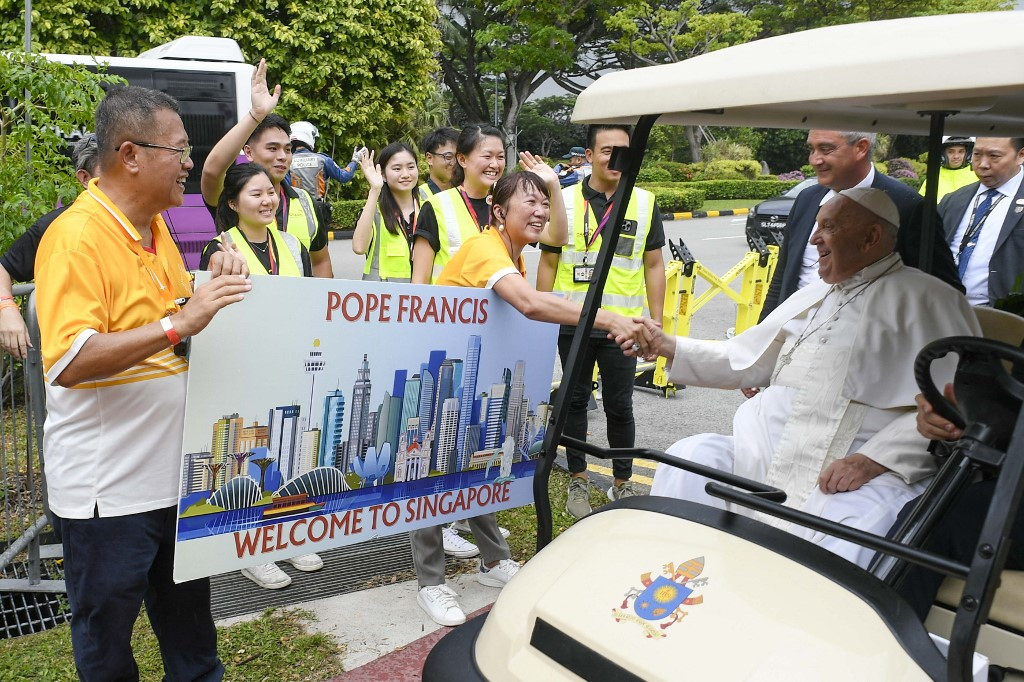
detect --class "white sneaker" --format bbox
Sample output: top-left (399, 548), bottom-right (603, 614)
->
top-left (442, 526), bottom-right (480, 558)
top-left (450, 520), bottom-right (511, 539)
top-left (477, 559), bottom-right (520, 588)
top-left (241, 562), bottom-right (291, 589)
top-left (417, 584), bottom-right (466, 626)
top-left (285, 552), bottom-right (324, 572)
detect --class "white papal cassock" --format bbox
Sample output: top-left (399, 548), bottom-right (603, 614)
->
top-left (651, 253), bottom-right (981, 567)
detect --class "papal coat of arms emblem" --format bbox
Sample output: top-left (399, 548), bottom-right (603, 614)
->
top-left (612, 556), bottom-right (708, 639)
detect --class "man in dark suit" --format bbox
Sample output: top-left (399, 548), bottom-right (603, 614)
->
top-left (760, 130), bottom-right (962, 321)
top-left (938, 137), bottom-right (1024, 306)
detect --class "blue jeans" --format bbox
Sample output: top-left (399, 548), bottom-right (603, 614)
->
top-left (55, 506), bottom-right (223, 682)
top-left (558, 334), bottom-right (638, 481)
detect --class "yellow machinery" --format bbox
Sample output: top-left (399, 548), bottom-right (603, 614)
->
top-left (634, 234), bottom-right (779, 397)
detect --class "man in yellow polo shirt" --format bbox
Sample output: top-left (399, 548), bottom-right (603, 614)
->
top-left (35, 85), bottom-right (250, 681)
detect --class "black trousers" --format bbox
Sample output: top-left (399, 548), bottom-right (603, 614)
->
top-left (892, 480), bottom-right (1024, 621)
top-left (558, 334), bottom-right (638, 481)
top-left (55, 506), bottom-right (223, 682)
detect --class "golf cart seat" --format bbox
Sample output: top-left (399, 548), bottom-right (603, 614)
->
top-left (919, 307), bottom-right (1024, 671)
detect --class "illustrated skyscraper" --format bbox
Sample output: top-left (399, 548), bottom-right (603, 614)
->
top-left (343, 354), bottom-right (373, 469)
top-left (456, 335), bottom-right (481, 469)
top-left (268, 404), bottom-right (301, 482)
top-left (304, 339), bottom-right (326, 430)
top-left (319, 388), bottom-right (345, 469)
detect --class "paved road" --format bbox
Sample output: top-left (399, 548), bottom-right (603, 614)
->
top-left (327, 215), bottom-right (750, 493)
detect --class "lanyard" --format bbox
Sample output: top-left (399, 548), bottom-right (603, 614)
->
top-left (957, 191), bottom-right (1005, 255)
top-left (394, 197), bottom-right (420, 242)
top-left (279, 190), bottom-right (289, 229)
top-left (458, 186), bottom-right (487, 232)
top-left (239, 229), bottom-right (277, 275)
top-left (583, 199), bottom-right (615, 251)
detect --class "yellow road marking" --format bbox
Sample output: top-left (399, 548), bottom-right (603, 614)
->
top-left (587, 462), bottom-right (654, 486)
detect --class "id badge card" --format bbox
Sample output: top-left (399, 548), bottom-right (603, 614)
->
top-left (573, 264), bottom-right (594, 283)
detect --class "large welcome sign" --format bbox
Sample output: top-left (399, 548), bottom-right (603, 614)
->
top-left (173, 275), bottom-right (558, 582)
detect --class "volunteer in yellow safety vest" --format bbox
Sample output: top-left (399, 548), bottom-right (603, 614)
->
top-left (411, 124), bottom-right (568, 284)
top-left (537, 123), bottom-right (667, 517)
top-left (201, 59), bottom-right (333, 277)
top-left (352, 142), bottom-right (420, 282)
top-left (417, 127), bottom-right (459, 202)
top-left (200, 162), bottom-right (322, 590)
top-left (200, 163), bottom-right (311, 276)
top-left (919, 135), bottom-right (977, 201)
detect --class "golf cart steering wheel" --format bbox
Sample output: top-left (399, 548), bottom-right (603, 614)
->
top-left (914, 336), bottom-right (1024, 437)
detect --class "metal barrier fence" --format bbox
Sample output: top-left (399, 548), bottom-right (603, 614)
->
top-left (0, 284), bottom-right (68, 638)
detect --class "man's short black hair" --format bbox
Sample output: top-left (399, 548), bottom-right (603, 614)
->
top-left (247, 114), bottom-right (291, 147)
top-left (95, 85), bottom-right (180, 171)
top-left (587, 124), bottom-right (632, 151)
top-left (1011, 138), bottom-right (1024, 153)
top-left (421, 126), bottom-right (459, 155)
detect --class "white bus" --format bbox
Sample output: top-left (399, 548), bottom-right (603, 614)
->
top-left (44, 36), bottom-right (254, 268)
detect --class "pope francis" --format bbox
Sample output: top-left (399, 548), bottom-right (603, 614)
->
top-left (638, 187), bottom-right (980, 567)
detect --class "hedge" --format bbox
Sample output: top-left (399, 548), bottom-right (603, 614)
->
top-left (648, 186), bottom-right (706, 213)
top-left (645, 179), bottom-right (801, 200)
top-left (329, 199), bottom-right (366, 231)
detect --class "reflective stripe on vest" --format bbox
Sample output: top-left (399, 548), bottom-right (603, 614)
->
top-left (553, 184), bottom-right (653, 317)
top-left (220, 227), bottom-right (303, 277)
top-left (425, 188), bottom-right (482, 283)
top-left (363, 210), bottom-right (412, 282)
top-left (417, 183), bottom-right (434, 202)
top-left (281, 187), bottom-right (318, 251)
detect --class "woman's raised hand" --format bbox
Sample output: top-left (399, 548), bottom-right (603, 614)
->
top-left (359, 150), bottom-right (384, 190)
top-left (519, 151), bottom-right (559, 188)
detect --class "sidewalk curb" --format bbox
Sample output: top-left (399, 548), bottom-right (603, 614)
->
top-left (666, 207), bottom-right (749, 221)
top-left (327, 230), bottom-right (353, 240)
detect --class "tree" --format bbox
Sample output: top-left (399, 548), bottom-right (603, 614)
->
top-left (740, 0), bottom-right (1012, 36)
top-left (605, 1), bottom-right (761, 161)
top-left (516, 96), bottom-right (586, 159)
top-left (436, 0), bottom-right (619, 157)
top-left (0, 0), bottom-right (441, 148)
top-left (204, 462), bottom-right (224, 493)
top-left (251, 456), bottom-right (275, 493)
top-left (0, 52), bottom-right (110, 252)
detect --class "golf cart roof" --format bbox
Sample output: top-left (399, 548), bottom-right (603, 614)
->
top-left (573, 12), bottom-right (1024, 136)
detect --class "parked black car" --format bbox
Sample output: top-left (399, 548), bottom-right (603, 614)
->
top-left (744, 178), bottom-right (818, 248)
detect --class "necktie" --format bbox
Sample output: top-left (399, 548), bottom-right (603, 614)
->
top-left (957, 188), bottom-right (1001, 279)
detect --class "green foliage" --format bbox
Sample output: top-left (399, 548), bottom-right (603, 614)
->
top-left (1, 0), bottom-right (441, 149)
top-left (648, 160), bottom-right (695, 182)
top-left (800, 164), bottom-right (815, 176)
top-left (647, 186), bottom-right (706, 213)
top-left (757, 128), bottom-right (809, 175)
top-left (697, 159), bottom-right (761, 181)
top-left (895, 175), bottom-right (924, 190)
top-left (0, 51), bottom-right (111, 253)
top-left (607, 0), bottom-right (761, 66)
top-left (637, 165), bottom-right (672, 183)
top-left (330, 199), bottom-right (366, 231)
top-left (745, 0), bottom-right (1012, 37)
top-left (643, 125), bottom-right (690, 162)
top-left (654, 179), bottom-right (801, 200)
top-left (885, 157), bottom-right (926, 179)
top-left (701, 139), bottom-right (754, 162)
top-left (0, 608), bottom-right (342, 681)
top-left (516, 95), bottom-right (586, 159)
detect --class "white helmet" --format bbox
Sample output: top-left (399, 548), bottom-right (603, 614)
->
top-left (290, 121), bottom-right (319, 151)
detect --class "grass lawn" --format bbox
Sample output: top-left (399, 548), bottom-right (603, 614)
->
top-left (697, 199), bottom-right (758, 212)
top-left (0, 608), bottom-right (343, 681)
top-left (497, 469), bottom-right (615, 562)
top-left (0, 470), bottom-right (604, 680)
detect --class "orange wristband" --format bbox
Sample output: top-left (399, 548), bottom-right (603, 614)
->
top-left (160, 317), bottom-right (181, 347)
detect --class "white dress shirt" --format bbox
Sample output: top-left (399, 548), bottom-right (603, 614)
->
top-left (948, 166), bottom-right (1024, 305)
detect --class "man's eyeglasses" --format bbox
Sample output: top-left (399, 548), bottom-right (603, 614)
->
top-left (116, 141), bottom-right (193, 165)
top-left (429, 152), bottom-right (456, 163)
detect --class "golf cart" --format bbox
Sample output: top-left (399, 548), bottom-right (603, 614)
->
top-left (425, 12), bottom-right (1024, 680)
